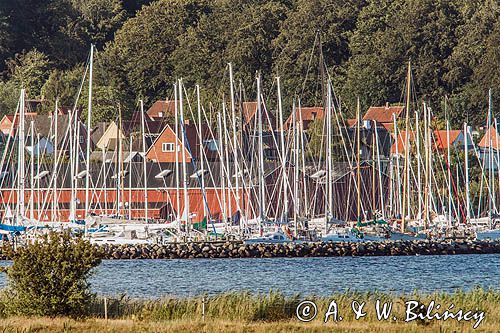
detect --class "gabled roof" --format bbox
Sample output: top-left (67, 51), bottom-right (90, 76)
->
top-left (284, 106), bottom-right (324, 130)
top-left (479, 127), bottom-right (500, 150)
top-left (433, 130), bottom-right (462, 150)
top-left (242, 101), bottom-right (276, 130)
top-left (363, 105), bottom-right (404, 123)
top-left (391, 130), bottom-right (416, 154)
top-left (146, 100), bottom-right (176, 120)
top-left (392, 129), bottom-right (464, 154)
top-left (346, 119), bottom-right (357, 128)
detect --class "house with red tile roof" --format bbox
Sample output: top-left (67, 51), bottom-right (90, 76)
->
top-left (284, 106), bottom-right (324, 130)
top-left (363, 104), bottom-right (404, 124)
top-left (242, 101), bottom-right (276, 131)
top-left (477, 126), bottom-right (500, 170)
top-left (0, 113), bottom-right (38, 136)
top-left (391, 129), bottom-right (469, 155)
top-left (478, 126), bottom-right (500, 150)
top-left (433, 130), bottom-right (465, 151)
top-left (145, 122), bottom-right (217, 163)
top-left (146, 100), bottom-right (176, 121)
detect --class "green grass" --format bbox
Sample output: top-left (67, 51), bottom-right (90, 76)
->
top-left (0, 288), bottom-right (498, 332)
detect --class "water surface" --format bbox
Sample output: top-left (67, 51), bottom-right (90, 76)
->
top-left (0, 254), bottom-right (498, 298)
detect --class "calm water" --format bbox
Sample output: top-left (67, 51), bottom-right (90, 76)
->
top-left (0, 254), bottom-right (499, 298)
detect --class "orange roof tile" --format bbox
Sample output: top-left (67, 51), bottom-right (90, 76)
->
top-left (363, 105), bottom-right (404, 123)
top-left (391, 130), bottom-right (416, 154)
top-left (284, 106), bottom-right (324, 130)
top-left (242, 101), bottom-right (275, 130)
top-left (433, 130), bottom-right (462, 150)
top-left (478, 127), bottom-right (500, 150)
top-left (346, 119), bottom-right (357, 128)
top-left (146, 100), bottom-right (176, 120)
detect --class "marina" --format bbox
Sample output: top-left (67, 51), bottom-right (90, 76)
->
top-left (0, 52), bottom-right (497, 246)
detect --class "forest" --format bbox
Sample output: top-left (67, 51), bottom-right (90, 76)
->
top-left (0, 0), bottom-right (498, 126)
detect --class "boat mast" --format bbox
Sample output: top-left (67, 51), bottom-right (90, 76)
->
top-left (179, 79), bottom-right (190, 237)
top-left (174, 84), bottom-right (181, 234)
top-left (116, 105), bottom-right (122, 217)
top-left (222, 97), bottom-right (232, 223)
top-left (293, 101), bottom-right (299, 236)
top-left (52, 100), bottom-right (58, 222)
top-left (17, 89), bottom-right (26, 223)
top-left (102, 147), bottom-right (107, 215)
top-left (299, 100), bottom-right (309, 220)
top-left (326, 82), bottom-right (333, 230)
top-left (36, 133), bottom-right (41, 220)
top-left (356, 97), bottom-right (361, 224)
top-left (401, 60), bottom-right (411, 232)
top-left (128, 134), bottom-right (133, 219)
top-left (30, 121), bottom-right (34, 221)
top-left (374, 120), bottom-right (385, 220)
top-left (276, 76), bottom-right (288, 222)
top-left (415, 111), bottom-right (422, 221)
top-left (393, 113), bottom-right (401, 218)
top-left (423, 103), bottom-right (429, 227)
top-left (488, 88), bottom-right (494, 225)
top-left (218, 109), bottom-right (227, 230)
top-left (228, 64), bottom-right (241, 232)
top-left (73, 109), bottom-right (81, 220)
top-left (196, 85), bottom-right (207, 223)
top-left (427, 103), bottom-right (432, 227)
top-left (464, 122), bottom-right (470, 222)
top-left (84, 44), bottom-right (93, 228)
top-left (372, 124), bottom-right (376, 219)
top-left (446, 120), bottom-right (452, 226)
top-left (256, 74), bottom-right (265, 232)
top-left (140, 100), bottom-right (148, 221)
top-left (495, 117), bottom-right (500, 213)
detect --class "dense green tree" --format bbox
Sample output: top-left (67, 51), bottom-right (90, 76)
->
top-left (100, 0), bottom-right (212, 107)
top-left (445, 0), bottom-right (499, 126)
top-left (0, 0), bottom-right (88, 71)
top-left (0, 50), bottom-right (51, 114)
top-left (342, 0), bottom-right (462, 115)
top-left (0, 81), bottom-right (18, 115)
top-left (41, 65), bottom-right (87, 108)
top-left (41, 62), bottom-right (125, 124)
top-left (7, 50), bottom-right (51, 98)
top-left (0, 0), bottom-right (496, 126)
top-left (172, 0), bottom-right (290, 101)
top-left (70, 0), bottom-right (127, 49)
top-left (272, 0), bottom-right (366, 109)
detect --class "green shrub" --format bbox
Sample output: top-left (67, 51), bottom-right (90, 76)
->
top-left (1, 231), bottom-right (102, 317)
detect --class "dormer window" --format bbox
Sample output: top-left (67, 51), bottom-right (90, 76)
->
top-left (162, 142), bottom-right (174, 152)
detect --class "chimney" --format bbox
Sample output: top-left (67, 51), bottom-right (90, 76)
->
top-left (385, 102), bottom-right (389, 108)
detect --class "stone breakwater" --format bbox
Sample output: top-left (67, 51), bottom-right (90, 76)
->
top-left (98, 239), bottom-right (500, 260)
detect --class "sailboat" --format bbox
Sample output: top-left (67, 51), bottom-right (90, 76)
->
top-left (474, 90), bottom-right (500, 240)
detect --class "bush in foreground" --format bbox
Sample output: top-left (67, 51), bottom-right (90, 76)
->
top-left (1, 231), bottom-right (102, 317)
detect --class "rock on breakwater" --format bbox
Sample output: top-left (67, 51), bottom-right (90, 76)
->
top-left (97, 239), bottom-right (500, 260)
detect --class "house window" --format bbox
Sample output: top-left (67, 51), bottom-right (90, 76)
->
top-left (79, 135), bottom-right (84, 142)
top-left (162, 142), bottom-right (175, 152)
top-left (158, 112), bottom-right (163, 117)
top-left (204, 139), bottom-right (219, 152)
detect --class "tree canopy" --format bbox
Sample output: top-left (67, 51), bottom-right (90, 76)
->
top-left (0, 0), bottom-right (497, 126)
